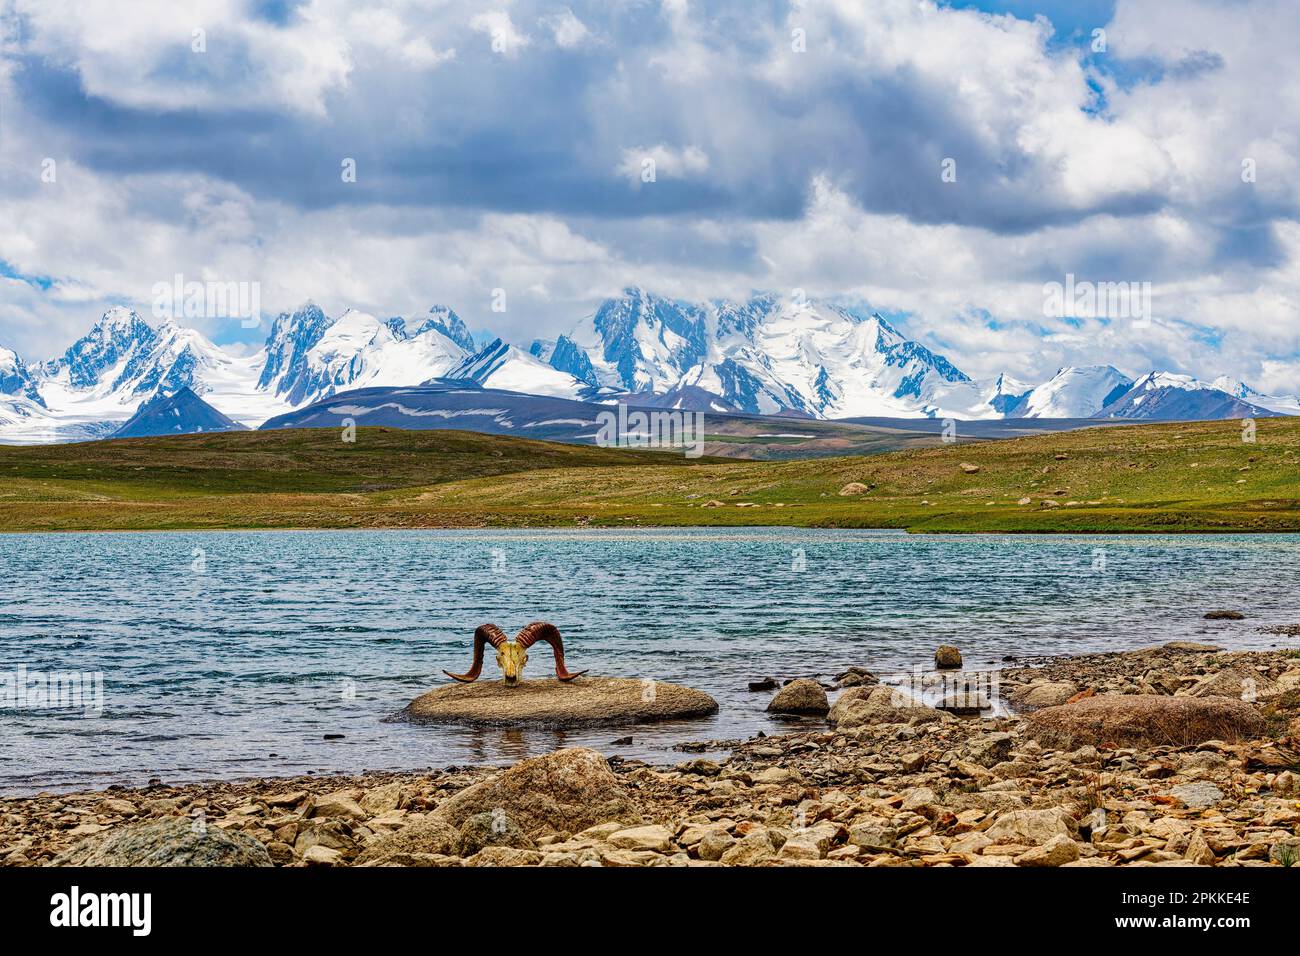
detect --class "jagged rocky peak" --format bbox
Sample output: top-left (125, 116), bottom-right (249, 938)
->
top-left (0, 344), bottom-right (45, 406)
top-left (414, 306), bottom-right (476, 352)
top-left (46, 306), bottom-right (158, 388)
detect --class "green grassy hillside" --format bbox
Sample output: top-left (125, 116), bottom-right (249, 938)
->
top-left (1, 418), bottom-right (1298, 532)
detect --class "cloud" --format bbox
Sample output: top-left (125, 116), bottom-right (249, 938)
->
top-left (0, 0), bottom-right (1295, 392)
top-left (469, 10), bottom-right (532, 58)
top-left (545, 8), bottom-right (590, 49)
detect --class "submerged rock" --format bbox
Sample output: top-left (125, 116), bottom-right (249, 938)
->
top-left (1204, 610), bottom-right (1246, 620)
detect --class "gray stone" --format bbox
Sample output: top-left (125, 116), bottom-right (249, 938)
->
top-left (53, 817), bottom-right (272, 867)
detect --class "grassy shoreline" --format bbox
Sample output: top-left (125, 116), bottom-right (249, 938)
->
top-left (2, 418), bottom-right (1298, 533)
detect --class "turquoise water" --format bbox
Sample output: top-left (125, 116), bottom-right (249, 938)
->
top-left (1, 529), bottom-right (1297, 794)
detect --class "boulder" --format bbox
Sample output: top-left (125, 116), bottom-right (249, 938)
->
top-left (1166, 782), bottom-right (1224, 809)
top-left (697, 830), bottom-right (736, 861)
top-left (53, 817), bottom-right (272, 867)
top-left (828, 685), bottom-right (934, 729)
top-left (1185, 666), bottom-right (1280, 701)
top-left (392, 677), bottom-right (718, 729)
top-left (959, 463), bottom-right (980, 474)
top-left (834, 667), bottom-right (878, 689)
top-left (608, 825), bottom-right (673, 853)
top-left (430, 748), bottom-right (641, 834)
top-left (766, 678), bottom-right (830, 716)
top-left (839, 482), bottom-right (869, 496)
top-left (455, 812), bottom-right (537, 857)
top-left (1025, 694), bottom-right (1266, 749)
top-left (718, 830), bottom-right (777, 866)
top-left (1012, 681), bottom-right (1079, 711)
top-left (1203, 610), bottom-right (1245, 620)
top-left (984, 807), bottom-right (1077, 846)
top-left (934, 645), bottom-right (963, 669)
top-left (1015, 834), bottom-right (1080, 867)
top-left (354, 818), bottom-right (459, 865)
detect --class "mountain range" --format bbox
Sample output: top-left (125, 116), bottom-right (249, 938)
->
top-left (1, 289), bottom-right (1295, 443)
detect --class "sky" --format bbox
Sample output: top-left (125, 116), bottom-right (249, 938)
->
top-left (0, 0), bottom-right (1297, 393)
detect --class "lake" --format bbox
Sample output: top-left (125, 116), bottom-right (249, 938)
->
top-left (1, 529), bottom-right (1296, 794)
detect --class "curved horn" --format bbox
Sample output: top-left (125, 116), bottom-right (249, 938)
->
top-left (515, 621), bottom-right (587, 682)
top-left (444, 623), bottom-right (508, 683)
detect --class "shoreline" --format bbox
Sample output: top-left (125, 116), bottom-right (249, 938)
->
top-left (5, 641), bottom-right (1299, 867)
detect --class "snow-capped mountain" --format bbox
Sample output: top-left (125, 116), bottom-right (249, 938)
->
top-left (1016, 366), bottom-right (1134, 419)
top-left (536, 288), bottom-right (989, 419)
top-left (981, 374), bottom-right (1033, 417)
top-left (1211, 376), bottom-right (1300, 416)
top-left (1098, 372), bottom-right (1280, 420)
top-left (2, 291), bottom-right (1297, 445)
top-left (447, 338), bottom-right (596, 399)
top-left (0, 345), bottom-right (43, 406)
top-left (258, 305), bottom-right (472, 406)
top-left (22, 307), bottom-right (282, 438)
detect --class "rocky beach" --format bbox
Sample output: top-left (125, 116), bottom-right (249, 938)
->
top-left (4, 642), bottom-right (1299, 868)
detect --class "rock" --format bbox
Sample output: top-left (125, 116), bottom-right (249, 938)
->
top-left (302, 845), bottom-right (343, 866)
top-left (1025, 694), bottom-right (1266, 749)
top-left (719, 830), bottom-right (777, 866)
top-left (431, 748), bottom-right (641, 834)
top-left (848, 824), bottom-right (897, 851)
top-left (1012, 681), bottom-right (1079, 711)
top-left (53, 817), bottom-right (272, 867)
top-left (100, 799), bottom-right (138, 816)
top-left (1267, 838), bottom-right (1300, 866)
top-left (748, 677), bottom-right (778, 692)
top-left (394, 677), bottom-right (718, 729)
top-left (1015, 834), bottom-right (1080, 867)
top-left (697, 830), bottom-right (735, 861)
top-left (967, 733), bottom-right (1015, 768)
top-left (359, 783), bottom-right (405, 815)
top-left (934, 645), bottom-right (962, 669)
top-left (839, 482), bottom-right (869, 496)
top-left (1184, 829), bottom-right (1216, 865)
top-left (828, 685), bottom-right (933, 729)
top-left (959, 463), bottom-right (980, 474)
top-left (779, 834), bottom-right (824, 860)
top-left (834, 667), bottom-right (878, 689)
top-left (1167, 782), bottom-right (1224, 809)
top-left (984, 808), bottom-right (1076, 846)
top-left (311, 791), bottom-right (367, 820)
top-left (455, 812), bottom-right (537, 857)
top-left (1163, 641), bottom-right (1222, 652)
top-left (608, 825), bottom-right (673, 852)
top-left (754, 766), bottom-right (799, 785)
top-left (464, 847), bottom-right (545, 867)
top-left (1185, 666), bottom-right (1280, 701)
top-left (766, 678), bottom-right (829, 716)
top-left (354, 818), bottom-right (460, 865)
top-left (1203, 610), bottom-right (1245, 620)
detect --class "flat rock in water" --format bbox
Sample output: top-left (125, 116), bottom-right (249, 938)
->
top-left (390, 676), bottom-right (718, 729)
